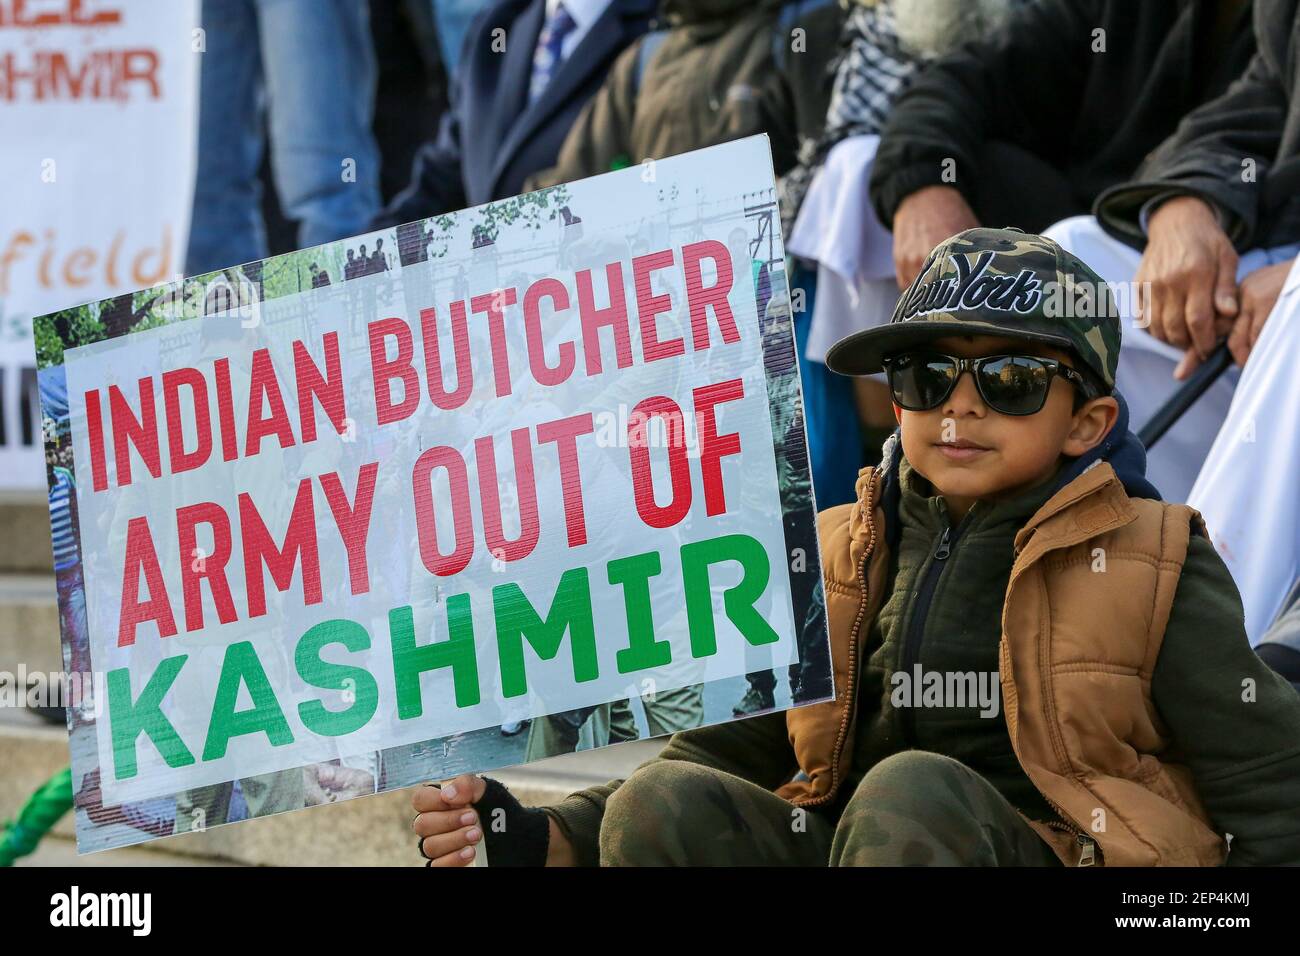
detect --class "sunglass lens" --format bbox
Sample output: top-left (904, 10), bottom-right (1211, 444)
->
top-left (890, 354), bottom-right (957, 409)
top-left (976, 356), bottom-right (1053, 414)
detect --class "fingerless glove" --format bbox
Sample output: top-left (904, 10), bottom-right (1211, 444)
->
top-left (468, 776), bottom-right (551, 867)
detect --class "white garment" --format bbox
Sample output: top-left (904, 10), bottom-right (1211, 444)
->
top-left (1043, 215), bottom-right (1248, 505)
top-left (805, 271), bottom-right (899, 376)
top-left (1187, 255), bottom-right (1300, 644)
top-left (788, 135), bottom-right (898, 368)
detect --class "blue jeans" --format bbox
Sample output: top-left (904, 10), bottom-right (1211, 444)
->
top-left (432, 0), bottom-right (491, 76)
top-left (791, 264), bottom-right (864, 509)
top-left (187, 0), bottom-right (381, 275)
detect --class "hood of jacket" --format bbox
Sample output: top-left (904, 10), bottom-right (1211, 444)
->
top-left (1045, 389), bottom-right (1161, 501)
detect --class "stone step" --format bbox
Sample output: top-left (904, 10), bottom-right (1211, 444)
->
top-left (0, 491), bottom-right (53, 575)
top-left (0, 710), bottom-right (664, 866)
top-left (0, 574), bottom-right (62, 676)
top-left (16, 833), bottom-right (238, 866)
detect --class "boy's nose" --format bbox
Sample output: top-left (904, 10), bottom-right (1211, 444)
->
top-left (943, 370), bottom-right (987, 417)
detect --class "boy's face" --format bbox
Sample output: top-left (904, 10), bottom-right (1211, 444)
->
top-left (895, 334), bottom-right (1119, 515)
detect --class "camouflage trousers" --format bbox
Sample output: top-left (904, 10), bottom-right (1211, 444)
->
top-left (599, 750), bottom-right (1063, 866)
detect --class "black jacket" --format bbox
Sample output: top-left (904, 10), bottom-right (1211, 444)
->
top-left (869, 0), bottom-right (1255, 232)
top-left (1096, 0), bottom-right (1300, 250)
top-left (374, 0), bottom-right (656, 228)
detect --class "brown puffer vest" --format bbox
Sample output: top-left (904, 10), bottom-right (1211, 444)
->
top-left (775, 458), bottom-right (1228, 867)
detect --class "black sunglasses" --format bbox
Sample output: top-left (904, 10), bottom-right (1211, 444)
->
top-left (881, 351), bottom-right (1098, 416)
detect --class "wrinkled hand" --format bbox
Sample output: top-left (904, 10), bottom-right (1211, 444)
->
top-left (304, 763), bottom-right (375, 805)
top-left (1226, 257), bottom-right (1294, 368)
top-left (412, 773), bottom-right (487, 867)
top-left (892, 185), bottom-right (980, 290)
top-left (1137, 196), bottom-right (1239, 379)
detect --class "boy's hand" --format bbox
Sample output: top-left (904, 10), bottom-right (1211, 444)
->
top-left (412, 773), bottom-right (574, 866)
top-left (413, 773), bottom-right (487, 867)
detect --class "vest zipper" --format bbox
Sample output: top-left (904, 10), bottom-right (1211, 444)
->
top-left (1045, 819), bottom-right (1099, 867)
top-left (794, 469), bottom-right (880, 810)
top-left (1078, 833), bottom-right (1097, 866)
top-left (898, 517), bottom-right (963, 746)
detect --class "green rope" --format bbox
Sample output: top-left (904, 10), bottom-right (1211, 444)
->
top-left (0, 767), bottom-right (73, 866)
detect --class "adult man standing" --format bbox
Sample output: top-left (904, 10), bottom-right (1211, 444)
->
top-left (374, 0), bottom-right (656, 229)
top-left (370, 237), bottom-right (390, 274)
top-left (186, 0), bottom-right (382, 276)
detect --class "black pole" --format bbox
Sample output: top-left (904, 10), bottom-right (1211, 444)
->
top-left (1137, 343), bottom-right (1233, 450)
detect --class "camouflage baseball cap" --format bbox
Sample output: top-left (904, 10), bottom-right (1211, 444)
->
top-left (825, 227), bottom-right (1121, 391)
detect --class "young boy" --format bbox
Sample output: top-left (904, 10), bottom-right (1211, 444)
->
top-left (413, 228), bottom-right (1300, 867)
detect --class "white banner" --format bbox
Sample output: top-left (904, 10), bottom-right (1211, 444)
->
top-left (0, 0), bottom-right (198, 488)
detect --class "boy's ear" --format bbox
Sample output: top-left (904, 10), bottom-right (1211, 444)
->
top-left (1062, 396), bottom-right (1120, 457)
top-left (893, 401), bottom-right (903, 426)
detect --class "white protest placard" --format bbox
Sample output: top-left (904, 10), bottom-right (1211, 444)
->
top-left (37, 136), bottom-right (831, 852)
